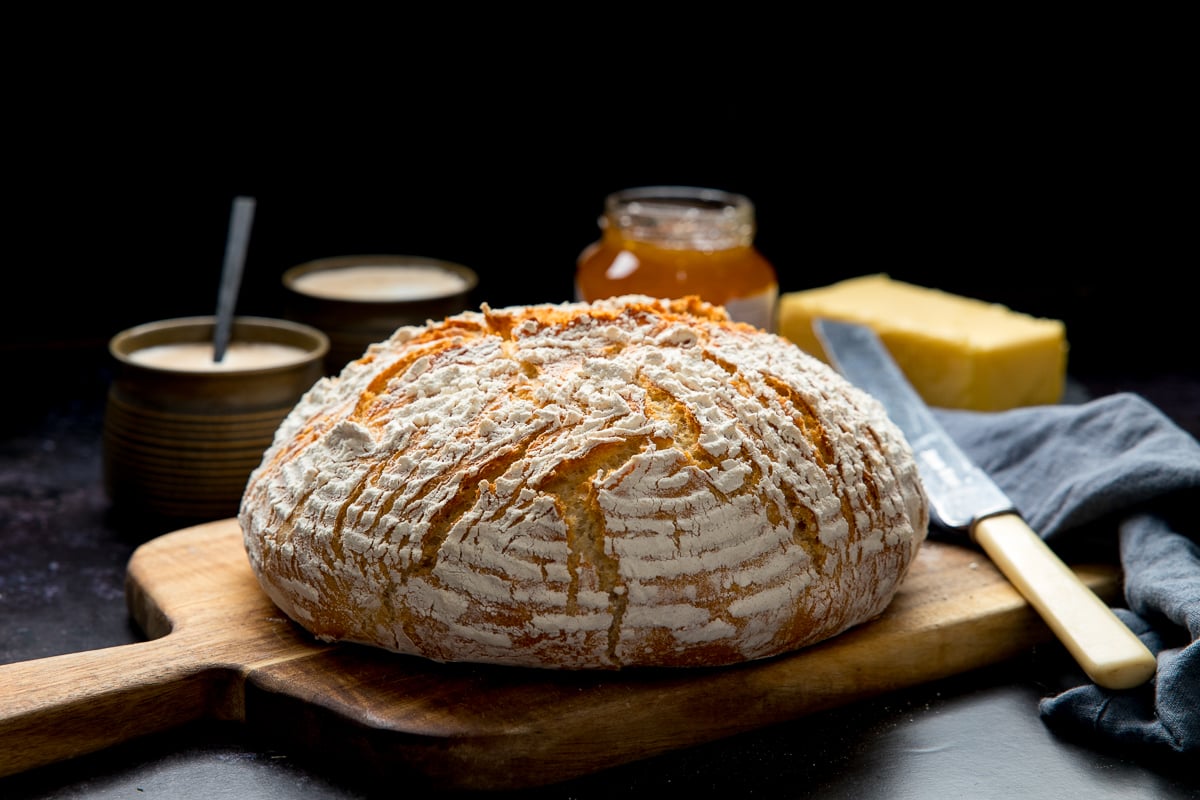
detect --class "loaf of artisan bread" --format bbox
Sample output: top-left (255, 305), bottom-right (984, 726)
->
top-left (239, 295), bottom-right (929, 670)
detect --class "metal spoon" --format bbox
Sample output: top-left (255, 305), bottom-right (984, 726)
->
top-left (212, 196), bottom-right (257, 363)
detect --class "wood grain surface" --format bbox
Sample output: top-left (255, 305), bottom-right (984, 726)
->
top-left (0, 518), bottom-right (1121, 790)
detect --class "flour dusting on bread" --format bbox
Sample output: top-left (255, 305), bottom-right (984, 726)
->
top-left (239, 295), bottom-right (928, 669)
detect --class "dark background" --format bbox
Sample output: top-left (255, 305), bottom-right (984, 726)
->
top-left (6, 54), bottom-right (1191, 385)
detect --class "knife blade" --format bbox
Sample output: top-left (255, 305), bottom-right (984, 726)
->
top-left (813, 318), bottom-right (1156, 690)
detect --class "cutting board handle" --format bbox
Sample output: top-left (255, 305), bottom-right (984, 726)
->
top-left (0, 634), bottom-right (223, 778)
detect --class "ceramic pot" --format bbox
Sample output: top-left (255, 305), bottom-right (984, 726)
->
top-left (281, 254), bottom-right (478, 374)
top-left (103, 315), bottom-right (328, 527)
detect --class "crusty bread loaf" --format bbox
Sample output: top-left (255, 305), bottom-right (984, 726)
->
top-left (239, 295), bottom-right (929, 670)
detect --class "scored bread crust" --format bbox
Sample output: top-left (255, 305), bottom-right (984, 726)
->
top-left (239, 295), bottom-right (929, 670)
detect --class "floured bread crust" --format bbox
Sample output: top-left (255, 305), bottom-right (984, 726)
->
top-left (239, 295), bottom-right (929, 670)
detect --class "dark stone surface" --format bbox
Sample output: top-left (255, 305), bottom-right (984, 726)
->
top-left (1, 359), bottom-right (1196, 798)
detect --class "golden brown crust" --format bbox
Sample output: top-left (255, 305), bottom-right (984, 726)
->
top-left (240, 295), bottom-right (929, 669)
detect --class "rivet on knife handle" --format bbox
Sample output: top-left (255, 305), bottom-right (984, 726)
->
top-left (812, 318), bottom-right (1157, 690)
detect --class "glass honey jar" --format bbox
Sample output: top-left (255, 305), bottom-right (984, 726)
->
top-left (575, 186), bottom-right (779, 331)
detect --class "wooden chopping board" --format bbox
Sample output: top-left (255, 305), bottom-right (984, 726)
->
top-left (0, 518), bottom-right (1120, 791)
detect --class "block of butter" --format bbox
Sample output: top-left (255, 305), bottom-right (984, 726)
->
top-left (776, 273), bottom-right (1068, 411)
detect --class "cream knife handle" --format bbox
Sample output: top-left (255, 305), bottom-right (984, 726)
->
top-left (972, 512), bottom-right (1157, 690)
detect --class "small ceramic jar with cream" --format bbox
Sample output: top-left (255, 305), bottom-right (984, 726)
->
top-left (282, 254), bottom-right (478, 374)
top-left (103, 316), bottom-right (328, 528)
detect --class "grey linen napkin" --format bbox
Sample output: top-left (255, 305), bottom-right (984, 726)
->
top-left (931, 392), bottom-right (1200, 757)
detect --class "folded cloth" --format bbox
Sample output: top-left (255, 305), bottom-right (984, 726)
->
top-left (932, 392), bottom-right (1200, 757)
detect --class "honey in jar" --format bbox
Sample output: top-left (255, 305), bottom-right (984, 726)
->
top-left (575, 186), bottom-right (779, 331)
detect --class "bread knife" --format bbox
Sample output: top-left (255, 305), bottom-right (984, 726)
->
top-left (813, 318), bottom-right (1156, 690)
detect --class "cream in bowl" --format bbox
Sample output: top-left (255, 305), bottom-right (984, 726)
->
top-left (287, 263), bottom-right (473, 303)
top-left (127, 341), bottom-right (315, 372)
top-left (282, 255), bottom-right (478, 375)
